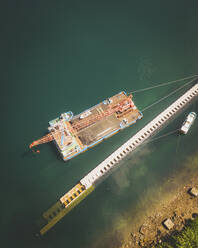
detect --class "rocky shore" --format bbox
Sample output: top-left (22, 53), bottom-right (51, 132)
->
top-left (120, 176), bottom-right (198, 248)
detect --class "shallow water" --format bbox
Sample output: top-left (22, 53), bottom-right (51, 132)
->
top-left (1, 1), bottom-right (198, 248)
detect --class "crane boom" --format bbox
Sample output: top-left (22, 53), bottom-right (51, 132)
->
top-left (29, 133), bottom-right (54, 149)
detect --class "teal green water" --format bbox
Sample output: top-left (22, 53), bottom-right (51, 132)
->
top-left (1, 1), bottom-right (198, 248)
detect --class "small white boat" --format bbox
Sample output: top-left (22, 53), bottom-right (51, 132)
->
top-left (180, 112), bottom-right (196, 134)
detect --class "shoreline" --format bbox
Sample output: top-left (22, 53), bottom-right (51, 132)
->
top-left (119, 150), bottom-right (198, 248)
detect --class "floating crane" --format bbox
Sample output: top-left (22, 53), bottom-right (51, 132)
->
top-left (29, 95), bottom-right (134, 152)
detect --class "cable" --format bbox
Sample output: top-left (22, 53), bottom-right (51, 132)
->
top-left (141, 77), bottom-right (198, 112)
top-left (144, 129), bottom-right (179, 145)
top-left (128, 74), bottom-right (198, 94)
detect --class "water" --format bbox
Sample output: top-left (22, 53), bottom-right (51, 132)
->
top-left (1, 1), bottom-right (198, 247)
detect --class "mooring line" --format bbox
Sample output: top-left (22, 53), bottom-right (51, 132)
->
top-left (144, 129), bottom-right (179, 145)
top-left (141, 77), bottom-right (198, 112)
top-left (128, 74), bottom-right (198, 94)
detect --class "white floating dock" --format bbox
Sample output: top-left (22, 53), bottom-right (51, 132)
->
top-left (80, 83), bottom-right (198, 189)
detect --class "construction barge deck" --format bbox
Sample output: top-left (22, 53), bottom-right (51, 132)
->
top-left (39, 83), bottom-right (198, 235)
top-left (30, 91), bottom-right (143, 160)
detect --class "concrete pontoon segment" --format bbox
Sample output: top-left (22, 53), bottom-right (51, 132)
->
top-left (40, 185), bottom-right (95, 235)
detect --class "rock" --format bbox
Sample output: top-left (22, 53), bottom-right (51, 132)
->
top-left (192, 213), bottom-right (198, 219)
top-left (139, 224), bottom-right (147, 235)
top-left (163, 218), bottom-right (174, 230)
top-left (173, 211), bottom-right (177, 217)
top-left (156, 229), bottom-right (161, 236)
top-left (189, 187), bottom-right (198, 197)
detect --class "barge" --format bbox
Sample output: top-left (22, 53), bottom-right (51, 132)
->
top-left (30, 91), bottom-right (143, 161)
